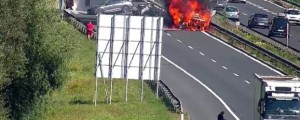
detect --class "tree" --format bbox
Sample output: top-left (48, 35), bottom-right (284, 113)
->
top-left (1, 0), bottom-right (76, 119)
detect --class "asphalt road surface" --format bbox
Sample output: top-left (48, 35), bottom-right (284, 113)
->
top-left (161, 30), bottom-right (283, 120)
top-left (226, 0), bottom-right (300, 52)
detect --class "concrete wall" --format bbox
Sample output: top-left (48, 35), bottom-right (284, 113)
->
top-left (73, 0), bottom-right (106, 11)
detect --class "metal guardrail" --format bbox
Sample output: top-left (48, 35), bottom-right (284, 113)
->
top-left (63, 10), bottom-right (182, 113)
top-left (63, 10), bottom-right (97, 40)
top-left (210, 16), bottom-right (300, 75)
top-left (147, 80), bottom-right (182, 113)
top-left (213, 14), bottom-right (300, 58)
top-left (283, 0), bottom-right (300, 7)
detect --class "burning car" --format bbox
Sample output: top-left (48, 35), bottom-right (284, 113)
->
top-left (168, 0), bottom-right (212, 31)
top-left (178, 11), bottom-right (211, 31)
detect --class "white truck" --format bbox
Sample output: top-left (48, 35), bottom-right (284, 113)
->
top-left (255, 74), bottom-right (300, 120)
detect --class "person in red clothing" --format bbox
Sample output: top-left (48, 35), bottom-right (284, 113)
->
top-left (87, 22), bottom-right (94, 39)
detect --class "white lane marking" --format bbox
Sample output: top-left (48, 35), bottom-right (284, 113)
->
top-left (244, 80), bottom-right (251, 84)
top-left (177, 39), bottom-right (182, 43)
top-left (265, 0), bottom-right (285, 9)
top-left (242, 13), bottom-right (247, 16)
top-left (257, 6), bottom-right (263, 9)
top-left (211, 59), bottom-right (216, 63)
top-left (162, 56), bottom-right (240, 120)
top-left (166, 33), bottom-right (171, 36)
top-left (188, 46), bottom-right (194, 49)
top-left (233, 73), bottom-right (239, 77)
top-left (247, 1), bottom-right (282, 14)
top-left (199, 52), bottom-right (205, 56)
top-left (202, 32), bottom-right (284, 76)
top-left (222, 66), bottom-right (228, 70)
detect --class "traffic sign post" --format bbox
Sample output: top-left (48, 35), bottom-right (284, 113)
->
top-left (235, 21), bottom-right (240, 31)
top-left (286, 22), bottom-right (289, 47)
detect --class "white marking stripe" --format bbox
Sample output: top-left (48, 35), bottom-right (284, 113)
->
top-left (162, 56), bottom-right (240, 120)
top-left (177, 39), bottom-right (182, 43)
top-left (211, 59), bottom-right (216, 63)
top-left (233, 73), bottom-right (239, 76)
top-left (188, 46), bottom-right (193, 49)
top-left (222, 66), bottom-right (228, 70)
top-left (245, 80), bottom-right (251, 84)
top-left (202, 31), bottom-right (284, 76)
top-left (199, 52), bottom-right (205, 56)
top-left (242, 13), bottom-right (247, 16)
top-left (166, 33), bottom-right (171, 36)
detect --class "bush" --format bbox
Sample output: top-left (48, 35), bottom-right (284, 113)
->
top-left (0, 0), bottom-right (78, 119)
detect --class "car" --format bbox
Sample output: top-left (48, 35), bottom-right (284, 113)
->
top-left (131, 0), bottom-right (150, 15)
top-left (215, 0), bottom-right (228, 9)
top-left (221, 6), bottom-right (240, 21)
top-left (248, 13), bottom-right (270, 29)
top-left (87, 0), bottom-right (133, 15)
top-left (268, 16), bottom-right (290, 38)
top-left (283, 8), bottom-right (300, 25)
top-left (228, 0), bottom-right (246, 4)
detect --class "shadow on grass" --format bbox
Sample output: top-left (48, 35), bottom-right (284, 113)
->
top-left (69, 97), bottom-right (93, 105)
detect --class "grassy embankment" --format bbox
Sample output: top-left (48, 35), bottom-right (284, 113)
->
top-left (294, 0), bottom-right (300, 3)
top-left (38, 1), bottom-right (179, 120)
top-left (39, 23), bottom-right (179, 120)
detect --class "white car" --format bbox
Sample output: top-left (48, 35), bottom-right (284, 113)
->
top-left (222, 6), bottom-right (240, 21)
top-left (284, 8), bottom-right (300, 24)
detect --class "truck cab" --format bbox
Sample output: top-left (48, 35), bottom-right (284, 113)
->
top-left (255, 74), bottom-right (300, 120)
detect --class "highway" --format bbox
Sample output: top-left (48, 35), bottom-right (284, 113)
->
top-left (226, 0), bottom-right (300, 52)
top-left (161, 30), bottom-right (282, 119)
top-left (68, 1), bottom-right (291, 119)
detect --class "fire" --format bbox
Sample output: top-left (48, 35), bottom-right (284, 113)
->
top-left (168, 0), bottom-right (211, 31)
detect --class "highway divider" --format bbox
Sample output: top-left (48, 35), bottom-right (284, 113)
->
top-left (210, 14), bottom-right (300, 76)
top-left (63, 10), bottom-right (97, 40)
top-left (147, 80), bottom-right (182, 113)
top-left (282, 0), bottom-right (300, 8)
top-left (63, 9), bottom-right (183, 114)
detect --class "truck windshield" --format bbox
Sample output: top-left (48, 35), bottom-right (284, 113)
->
top-left (265, 99), bottom-right (300, 115)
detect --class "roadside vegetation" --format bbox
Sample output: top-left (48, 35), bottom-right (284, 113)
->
top-left (40, 32), bottom-right (178, 120)
top-left (0, 0), bottom-right (178, 119)
top-left (210, 15), bottom-right (300, 76)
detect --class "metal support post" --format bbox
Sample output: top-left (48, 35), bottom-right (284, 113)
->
top-left (109, 15), bottom-right (115, 104)
top-left (139, 16), bottom-right (146, 102)
top-left (125, 16), bottom-right (130, 102)
top-left (154, 17), bottom-right (162, 98)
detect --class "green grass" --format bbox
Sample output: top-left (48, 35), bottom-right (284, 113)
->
top-left (40, 22), bottom-right (178, 120)
top-left (293, 0), bottom-right (300, 3)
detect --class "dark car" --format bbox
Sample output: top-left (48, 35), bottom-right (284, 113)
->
top-left (268, 17), bottom-right (290, 38)
top-left (87, 0), bottom-right (133, 15)
top-left (248, 13), bottom-right (270, 29)
top-left (228, 0), bottom-right (246, 4)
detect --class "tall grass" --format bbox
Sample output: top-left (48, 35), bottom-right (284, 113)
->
top-left (39, 23), bottom-right (178, 120)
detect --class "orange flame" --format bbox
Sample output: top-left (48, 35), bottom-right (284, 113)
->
top-left (169, 0), bottom-right (211, 31)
